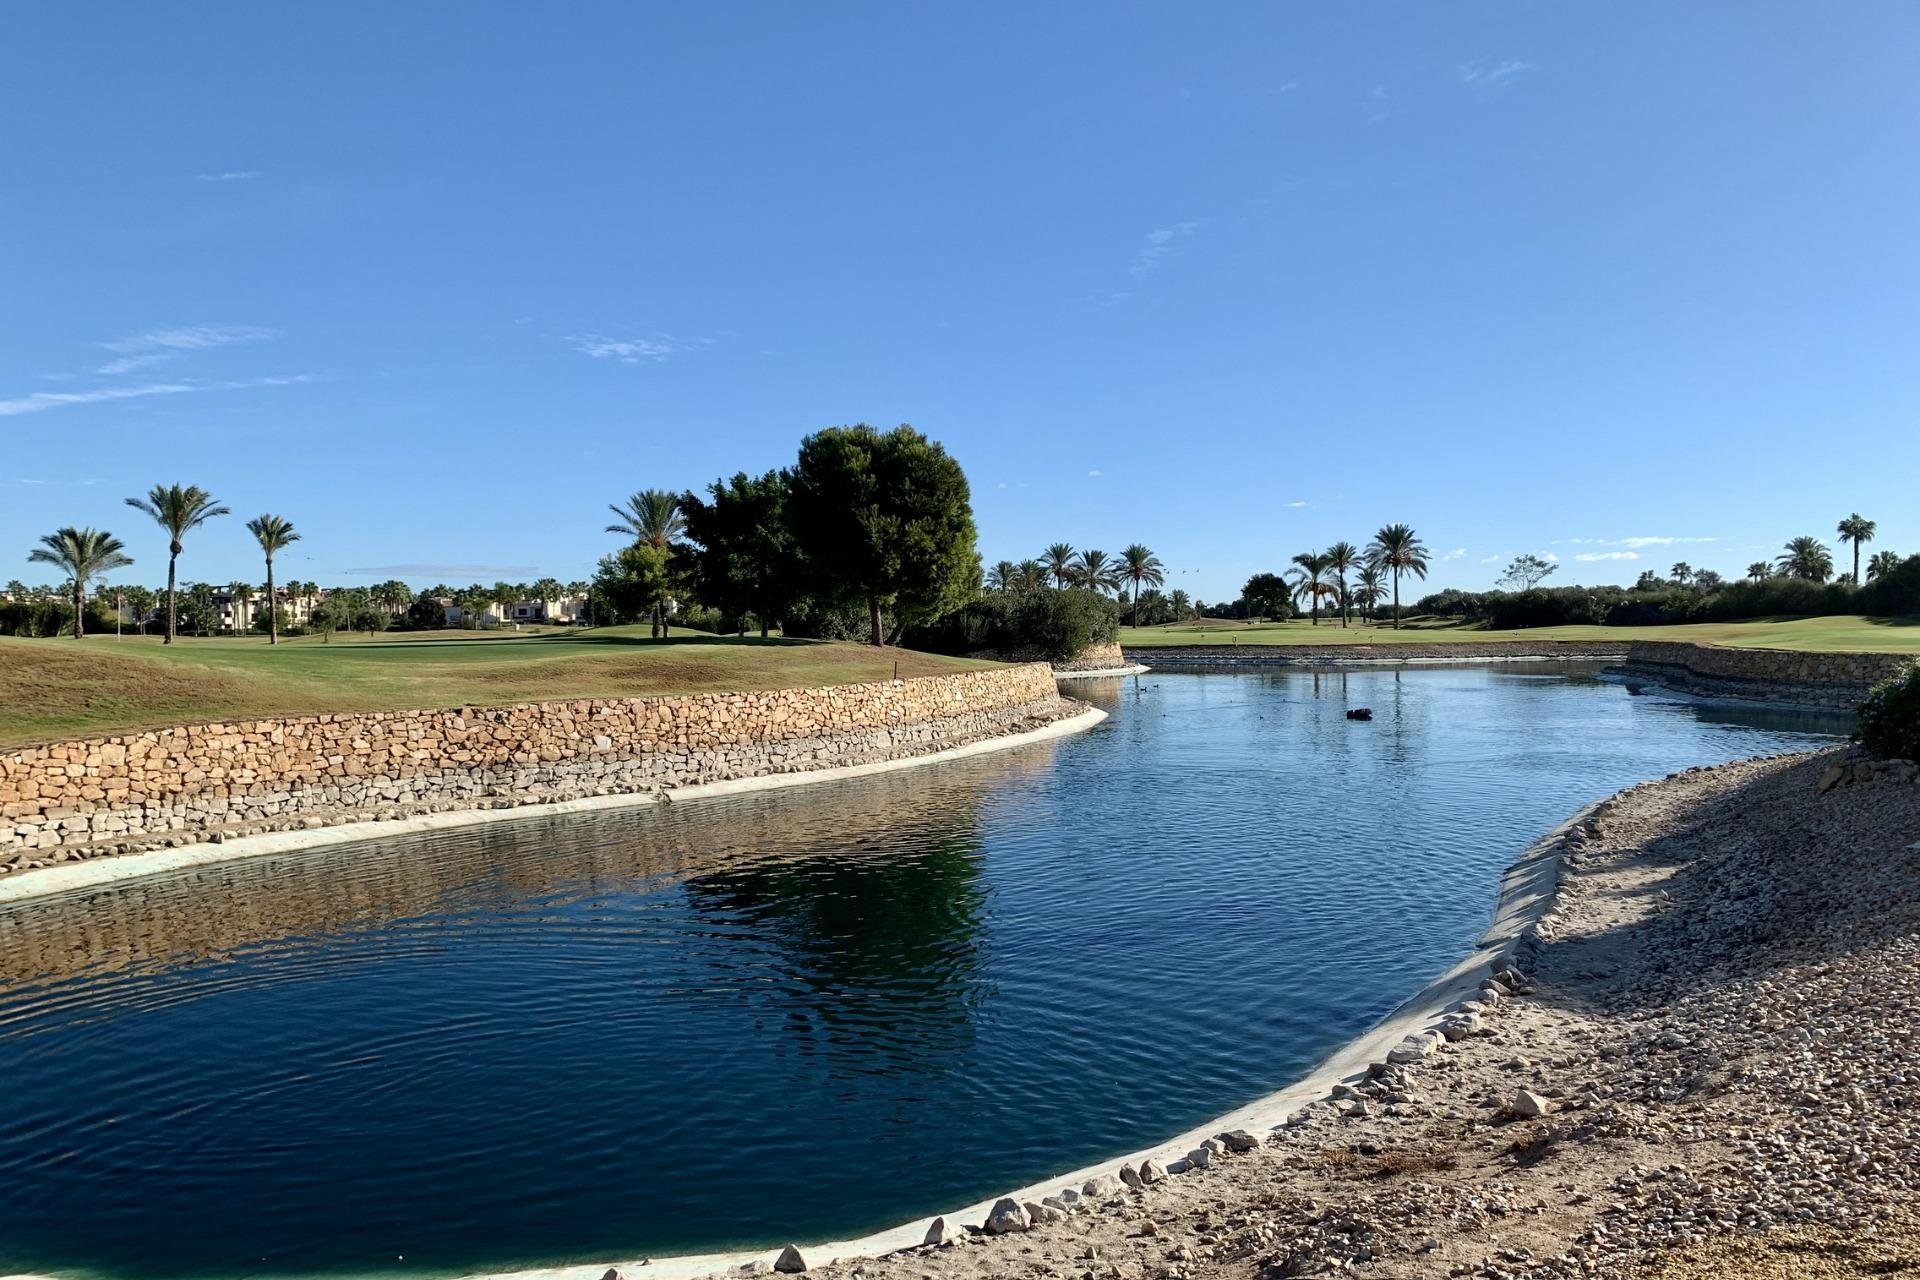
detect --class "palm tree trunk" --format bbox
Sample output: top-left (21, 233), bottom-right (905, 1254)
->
top-left (165, 547), bottom-right (179, 644)
top-left (1854, 542), bottom-right (1862, 585)
top-left (72, 581), bottom-right (84, 639)
top-left (1391, 570), bottom-right (1401, 629)
top-left (265, 557), bottom-right (278, 644)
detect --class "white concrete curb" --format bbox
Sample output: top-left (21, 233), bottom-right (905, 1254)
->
top-left (0, 705), bottom-right (1108, 907)
top-left (1052, 663), bottom-right (1151, 680)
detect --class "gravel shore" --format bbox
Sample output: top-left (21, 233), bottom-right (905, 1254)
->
top-left (727, 747), bottom-right (1919, 1280)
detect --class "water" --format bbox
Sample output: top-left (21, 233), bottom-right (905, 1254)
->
top-left (0, 665), bottom-right (1844, 1280)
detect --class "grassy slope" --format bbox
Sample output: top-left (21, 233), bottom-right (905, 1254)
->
top-left (1120, 614), bottom-right (1920, 652)
top-left (0, 627), bottom-right (994, 749)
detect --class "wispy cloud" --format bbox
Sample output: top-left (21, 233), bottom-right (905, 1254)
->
top-left (103, 324), bottom-right (278, 354)
top-left (1129, 221), bottom-right (1199, 277)
top-left (95, 351), bottom-right (183, 376)
top-left (1559, 535), bottom-right (1722, 549)
top-left (344, 563), bottom-right (544, 578)
top-left (195, 170), bottom-right (261, 182)
top-left (1479, 555), bottom-right (1502, 564)
top-left (1575, 551), bottom-right (1640, 563)
top-left (567, 332), bottom-right (710, 364)
top-left (12, 477), bottom-right (102, 487)
top-left (1442, 547), bottom-right (1466, 561)
top-left (1285, 500), bottom-right (1308, 509)
top-left (1087, 469), bottom-right (1104, 477)
top-left (1459, 60), bottom-right (1533, 87)
top-left (0, 374), bottom-right (316, 418)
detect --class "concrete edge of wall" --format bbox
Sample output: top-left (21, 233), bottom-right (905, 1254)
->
top-left (0, 704), bottom-right (1107, 906)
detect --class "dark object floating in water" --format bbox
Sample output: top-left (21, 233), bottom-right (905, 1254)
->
top-left (1346, 708), bottom-right (1373, 721)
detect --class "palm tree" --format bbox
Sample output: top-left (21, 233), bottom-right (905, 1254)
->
top-left (1013, 560), bottom-right (1048, 592)
top-left (1288, 550), bottom-right (1339, 624)
top-left (28, 527), bottom-right (132, 639)
top-left (1746, 561), bottom-right (1771, 583)
top-left (607, 489), bottom-right (685, 637)
top-left (245, 514), bottom-right (300, 644)
top-left (1119, 544), bottom-right (1165, 625)
top-left (531, 577), bottom-right (565, 620)
top-left (987, 560), bottom-right (1015, 593)
top-left (125, 484), bottom-right (230, 643)
top-left (1776, 536), bottom-right (1834, 582)
top-left (1324, 541), bottom-right (1360, 627)
top-left (1837, 514), bottom-right (1876, 584)
top-left (1042, 543), bottom-right (1077, 589)
top-left (1365, 524), bottom-right (1430, 629)
top-left (1352, 563), bottom-right (1387, 624)
top-left (1866, 549), bottom-right (1902, 581)
top-left (606, 489), bottom-right (687, 548)
top-left (230, 581), bottom-right (254, 633)
top-left (1071, 548), bottom-right (1122, 593)
top-left (1670, 562), bottom-right (1694, 586)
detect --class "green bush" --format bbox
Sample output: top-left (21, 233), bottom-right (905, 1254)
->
top-left (1856, 662), bottom-right (1920, 761)
top-left (905, 588), bottom-right (1119, 663)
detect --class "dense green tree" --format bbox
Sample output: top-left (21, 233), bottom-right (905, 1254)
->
top-left (680, 470), bottom-right (795, 636)
top-left (591, 543), bottom-right (674, 629)
top-left (1776, 536), bottom-right (1834, 582)
top-left (607, 488), bottom-right (688, 636)
top-left (125, 484), bottom-right (229, 643)
top-left (176, 581), bottom-right (221, 636)
top-left (1867, 549), bottom-right (1902, 581)
top-left (1241, 572), bottom-right (1292, 621)
top-left (1321, 541), bottom-right (1361, 626)
top-left (785, 424), bottom-right (980, 646)
top-left (26, 527), bottom-right (132, 639)
top-left (245, 514), bottom-right (300, 644)
top-left (1837, 514), bottom-right (1876, 584)
top-left (1365, 524), bottom-right (1430, 629)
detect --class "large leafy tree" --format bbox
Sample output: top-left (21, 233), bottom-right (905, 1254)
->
top-left (1288, 550), bottom-right (1339, 625)
top-left (1241, 572), bottom-right (1292, 621)
top-left (680, 470), bottom-right (795, 637)
top-left (784, 424), bottom-right (980, 646)
top-left (1365, 523), bottom-right (1430, 629)
top-left (1837, 513), bottom-right (1876, 584)
top-left (245, 514), bottom-right (300, 644)
top-left (27, 527), bottom-right (132, 639)
top-left (125, 484), bottom-right (230, 643)
top-left (1776, 536), bottom-right (1834, 582)
top-left (1119, 544), bottom-right (1165, 625)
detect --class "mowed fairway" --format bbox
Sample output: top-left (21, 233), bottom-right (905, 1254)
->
top-left (0, 628), bottom-right (995, 749)
top-left (1121, 614), bottom-right (1920, 652)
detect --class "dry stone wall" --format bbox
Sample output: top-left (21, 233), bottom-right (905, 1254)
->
top-left (0, 664), bottom-right (1066, 871)
top-left (1615, 641), bottom-right (1912, 709)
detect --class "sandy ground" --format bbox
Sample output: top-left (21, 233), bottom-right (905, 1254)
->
top-left (721, 749), bottom-right (1919, 1280)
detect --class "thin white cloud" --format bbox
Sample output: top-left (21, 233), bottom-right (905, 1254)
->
top-left (1459, 60), bottom-right (1533, 86)
top-left (12, 477), bottom-right (101, 486)
top-left (1285, 500), bottom-right (1308, 508)
top-left (1442, 547), bottom-right (1466, 561)
top-left (103, 324), bottom-right (278, 354)
top-left (95, 351), bottom-right (183, 376)
top-left (1129, 221), bottom-right (1200, 277)
top-left (1559, 535), bottom-right (1722, 548)
top-left (1479, 555), bottom-right (1501, 564)
top-left (195, 170), bottom-right (261, 182)
top-left (1576, 551), bottom-right (1640, 563)
top-left (1087, 469), bottom-right (1104, 477)
top-left (0, 374), bottom-right (316, 418)
top-left (568, 333), bottom-right (709, 364)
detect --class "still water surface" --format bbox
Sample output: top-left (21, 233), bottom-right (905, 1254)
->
top-left (0, 666), bottom-right (1843, 1279)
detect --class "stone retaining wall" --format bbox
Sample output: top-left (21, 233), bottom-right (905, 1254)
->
top-left (0, 664), bottom-right (1066, 872)
top-left (1125, 640), bottom-right (1632, 666)
top-left (1614, 641), bottom-right (1912, 709)
top-left (974, 639), bottom-right (1128, 671)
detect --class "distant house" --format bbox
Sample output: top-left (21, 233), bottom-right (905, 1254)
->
top-left (502, 594), bottom-right (588, 625)
top-left (443, 599), bottom-right (506, 627)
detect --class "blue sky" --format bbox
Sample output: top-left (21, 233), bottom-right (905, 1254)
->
top-left (4, 3), bottom-right (1917, 601)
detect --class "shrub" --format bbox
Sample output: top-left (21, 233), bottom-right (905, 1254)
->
top-left (1859, 554), bottom-right (1920, 617)
top-left (1856, 663), bottom-right (1920, 761)
top-left (905, 588), bottom-right (1120, 663)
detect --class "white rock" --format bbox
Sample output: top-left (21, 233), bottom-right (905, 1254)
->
top-left (1081, 1174), bottom-right (1125, 1200)
top-left (1139, 1158), bottom-right (1169, 1184)
top-left (923, 1216), bottom-right (958, 1247)
top-left (1025, 1199), bottom-right (1067, 1226)
top-left (984, 1197), bottom-right (1030, 1234)
top-left (1511, 1089), bottom-right (1552, 1119)
top-left (1185, 1145), bottom-right (1213, 1169)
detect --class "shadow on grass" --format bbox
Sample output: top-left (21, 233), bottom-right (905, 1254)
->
top-left (336, 632), bottom-right (826, 654)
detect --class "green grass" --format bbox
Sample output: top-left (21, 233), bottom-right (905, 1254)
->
top-left (1120, 614), bottom-right (1920, 652)
top-left (0, 627), bottom-right (997, 749)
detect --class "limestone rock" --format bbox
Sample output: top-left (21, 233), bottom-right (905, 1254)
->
top-left (1082, 1174), bottom-right (1125, 1200)
top-left (1139, 1158), bottom-right (1169, 1184)
top-left (923, 1216), bottom-right (959, 1246)
top-left (1220, 1129), bottom-right (1260, 1153)
top-left (984, 1197), bottom-right (1030, 1234)
top-left (1511, 1089), bottom-right (1551, 1119)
